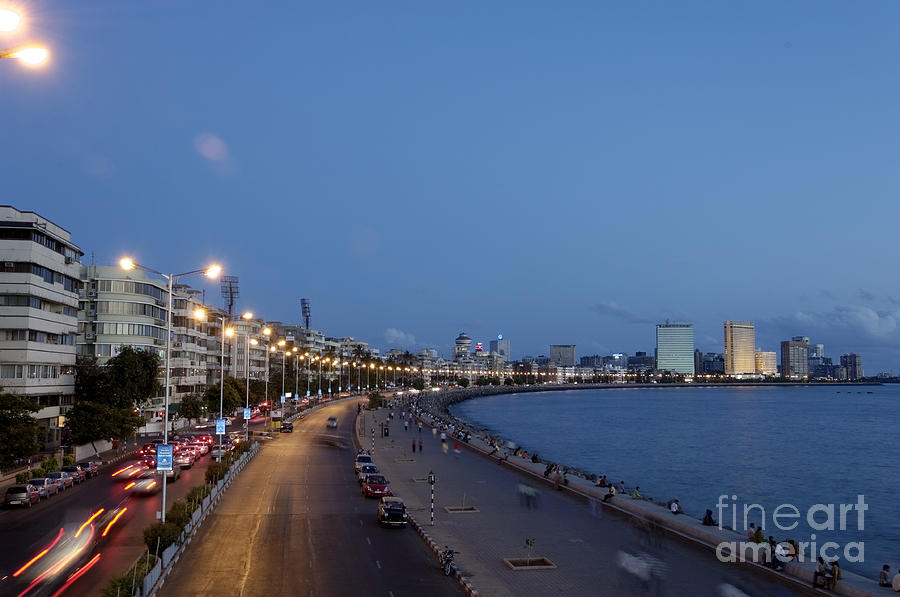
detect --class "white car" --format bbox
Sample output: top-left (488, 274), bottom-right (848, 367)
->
top-left (358, 464), bottom-right (380, 484)
top-left (326, 416), bottom-right (338, 428)
top-left (354, 453), bottom-right (374, 474)
top-left (189, 442), bottom-right (209, 455)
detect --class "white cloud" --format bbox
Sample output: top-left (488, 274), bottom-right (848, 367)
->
top-left (385, 328), bottom-right (416, 348)
top-left (194, 132), bottom-right (236, 176)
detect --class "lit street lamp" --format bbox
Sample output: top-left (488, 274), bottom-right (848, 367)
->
top-left (119, 257), bottom-right (221, 522)
top-left (1, 9), bottom-right (49, 67)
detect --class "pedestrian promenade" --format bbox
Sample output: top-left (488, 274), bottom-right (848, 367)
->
top-left (357, 407), bottom-right (880, 597)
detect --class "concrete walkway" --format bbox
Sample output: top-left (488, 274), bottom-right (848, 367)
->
top-left (358, 407), bottom-right (879, 597)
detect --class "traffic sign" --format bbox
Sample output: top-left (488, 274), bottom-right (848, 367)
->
top-left (280, 395), bottom-right (285, 404)
top-left (216, 418), bottom-right (226, 435)
top-left (243, 407), bottom-right (251, 420)
top-left (157, 444), bottom-right (173, 471)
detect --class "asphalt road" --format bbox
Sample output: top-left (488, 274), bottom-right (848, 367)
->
top-left (0, 429), bottom-right (237, 596)
top-left (160, 400), bottom-right (462, 597)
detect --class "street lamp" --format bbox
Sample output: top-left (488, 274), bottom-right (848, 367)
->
top-left (119, 257), bottom-right (221, 523)
top-left (0, 8), bottom-right (49, 67)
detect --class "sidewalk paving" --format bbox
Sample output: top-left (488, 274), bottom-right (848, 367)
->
top-left (357, 407), bottom-right (879, 597)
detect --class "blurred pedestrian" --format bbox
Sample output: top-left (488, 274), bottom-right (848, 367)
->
top-left (412, 439), bottom-right (417, 453)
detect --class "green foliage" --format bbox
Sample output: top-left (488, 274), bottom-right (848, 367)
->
top-left (101, 554), bottom-right (158, 597)
top-left (30, 467), bottom-right (46, 479)
top-left (166, 500), bottom-right (193, 530)
top-left (457, 377), bottom-right (470, 388)
top-left (42, 457), bottom-right (58, 472)
top-left (187, 484), bottom-right (212, 505)
top-left (503, 377), bottom-right (515, 386)
top-left (412, 378), bottom-right (426, 391)
top-left (15, 472), bottom-right (31, 484)
top-left (143, 521), bottom-right (181, 553)
top-left (63, 454), bottom-right (75, 466)
top-left (367, 392), bottom-right (386, 409)
top-left (0, 389), bottom-right (42, 469)
top-left (105, 346), bottom-right (160, 409)
top-left (205, 462), bottom-right (230, 484)
top-left (178, 394), bottom-right (205, 423)
top-left (475, 376), bottom-right (490, 386)
top-left (203, 378), bottom-right (242, 416)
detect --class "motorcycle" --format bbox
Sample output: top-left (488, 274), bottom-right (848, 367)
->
top-left (440, 546), bottom-right (456, 576)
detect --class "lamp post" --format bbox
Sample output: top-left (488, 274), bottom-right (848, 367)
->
top-left (119, 257), bottom-right (221, 523)
top-left (305, 353), bottom-right (311, 398)
top-left (318, 356), bottom-right (324, 399)
top-left (247, 336), bottom-right (257, 443)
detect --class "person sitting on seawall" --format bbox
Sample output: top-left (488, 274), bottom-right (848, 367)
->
top-left (878, 564), bottom-right (891, 587)
top-left (668, 499), bottom-right (682, 515)
top-left (893, 566), bottom-right (900, 591)
top-left (602, 483), bottom-right (616, 502)
top-left (618, 480), bottom-right (626, 494)
top-left (752, 526), bottom-right (764, 544)
top-left (828, 559), bottom-right (841, 590)
top-left (631, 486), bottom-right (643, 500)
top-left (812, 557), bottom-right (832, 588)
top-left (701, 509), bottom-right (717, 526)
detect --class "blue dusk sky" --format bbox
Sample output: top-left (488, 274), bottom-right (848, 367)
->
top-left (2, 1), bottom-right (898, 371)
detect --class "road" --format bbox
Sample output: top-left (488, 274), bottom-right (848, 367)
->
top-left (160, 400), bottom-right (462, 597)
top-left (0, 429), bottom-right (239, 596)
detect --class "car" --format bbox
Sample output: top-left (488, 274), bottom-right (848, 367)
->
top-left (326, 416), bottom-right (338, 428)
top-left (162, 465), bottom-right (182, 481)
top-left (377, 497), bottom-right (408, 527)
top-left (5, 484), bottom-right (40, 508)
top-left (60, 465), bottom-right (86, 484)
top-left (361, 474), bottom-right (392, 498)
top-left (198, 435), bottom-right (214, 446)
top-left (46, 471), bottom-right (73, 490)
top-left (210, 445), bottom-right (229, 459)
top-left (30, 477), bottom-right (60, 498)
top-left (174, 451), bottom-right (195, 469)
top-left (139, 443), bottom-right (160, 457)
top-left (130, 471), bottom-right (163, 495)
top-left (139, 456), bottom-right (157, 469)
top-left (189, 442), bottom-right (209, 455)
top-left (76, 462), bottom-right (100, 478)
top-left (358, 464), bottom-right (380, 484)
top-left (280, 422), bottom-right (293, 433)
top-left (354, 453), bottom-right (374, 473)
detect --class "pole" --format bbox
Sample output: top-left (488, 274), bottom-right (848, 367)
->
top-left (161, 274), bottom-right (173, 522)
top-left (218, 316), bottom-right (225, 462)
top-left (264, 343), bottom-right (269, 427)
top-left (245, 335), bottom-right (250, 443)
top-left (306, 356), bottom-right (311, 397)
top-left (294, 354), bottom-right (299, 406)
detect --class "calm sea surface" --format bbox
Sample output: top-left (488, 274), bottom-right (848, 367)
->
top-left (450, 384), bottom-right (898, 578)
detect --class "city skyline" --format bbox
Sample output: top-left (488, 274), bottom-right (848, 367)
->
top-left (3, 1), bottom-right (898, 371)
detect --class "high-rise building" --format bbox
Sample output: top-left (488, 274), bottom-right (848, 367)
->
top-left (489, 335), bottom-right (510, 362)
top-left (812, 344), bottom-right (825, 358)
top-left (840, 353), bottom-right (864, 381)
top-left (549, 344), bottom-right (575, 367)
top-left (1, 206), bottom-right (83, 449)
top-left (724, 321), bottom-right (756, 375)
top-left (655, 323), bottom-right (694, 374)
top-left (755, 351), bottom-right (777, 376)
top-left (781, 337), bottom-right (809, 379)
top-left (453, 332), bottom-right (472, 362)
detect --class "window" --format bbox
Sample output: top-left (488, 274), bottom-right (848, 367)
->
top-left (0, 364), bottom-right (24, 378)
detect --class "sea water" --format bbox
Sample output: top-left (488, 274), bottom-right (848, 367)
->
top-left (451, 384), bottom-right (899, 578)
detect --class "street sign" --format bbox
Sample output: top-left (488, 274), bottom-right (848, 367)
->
top-left (243, 407), bottom-right (251, 420)
top-left (216, 418), bottom-right (226, 435)
top-left (280, 395), bottom-right (285, 404)
top-left (156, 444), bottom-right (173, 471)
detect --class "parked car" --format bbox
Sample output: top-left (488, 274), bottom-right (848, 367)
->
top-left (358, 464), bottom-right (380, 484)
top-left (30, 477), bottom-right (60, 498)
top-left (60, 465), bottom-right (85, 484)
top-left (76, 462), bottom-right (100, 478)
top-left (280, 422), bottom-right (293, 433)
top-left (361, 474), bottom-right (392, 498)
top-left (354, 453), bottom-right (374, 473)
top-left (377, 497), bottom-right (408, 527)
top-left (46, 471), bottom-right (73, 490)
top-left (5, 484), bottom-right (40, 508)
top-left (326, 416), bottom-right (338, 428)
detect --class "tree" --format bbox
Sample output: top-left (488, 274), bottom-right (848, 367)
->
top-left (75, 355), bottom-right (106, 402)
top-left (0, 389), bottom-right (41, 468)
top-left (457, 377), bottom-right (470, 388)
top-left (203, 379), bottom-right (242, 416)
top-left (178, 394), bottom-right (205, 424)
top-left (104, 346), bottom-right (160, 409)
top-left (412, 377), bottom-right (425, 391)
